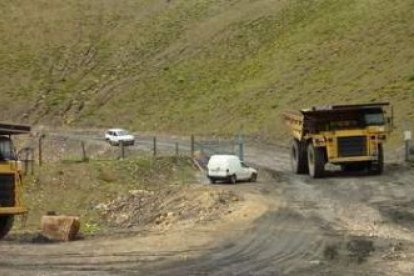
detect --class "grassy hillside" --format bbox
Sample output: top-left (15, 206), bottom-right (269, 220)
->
top-left (1, 0), bottom-right (414, 143)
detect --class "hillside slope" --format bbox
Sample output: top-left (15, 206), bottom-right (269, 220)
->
top-left (1, 0), bottom-right (414, 142)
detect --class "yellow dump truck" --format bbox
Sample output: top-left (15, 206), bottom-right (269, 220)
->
top-left (283, 103), bottom-right (392, 178)
top-left (0, 123), bottom-right (31, 239)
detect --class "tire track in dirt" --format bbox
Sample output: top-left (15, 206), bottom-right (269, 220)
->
top-left (133, 168), bottom-right (329, 276)
top-left (139, 145), bottom-right (414, 275)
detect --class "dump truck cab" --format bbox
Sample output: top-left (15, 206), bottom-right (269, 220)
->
top-left (283, 103), bottom-right (392, 178)
top-left (0, 123), bottom-right (31, 239)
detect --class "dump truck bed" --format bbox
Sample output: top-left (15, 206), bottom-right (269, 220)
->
top-left (283, 102), bottom-right (390, 138)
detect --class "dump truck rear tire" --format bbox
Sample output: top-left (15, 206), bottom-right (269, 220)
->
top-left (0, 215), bottom-right (14, 239)
top-left (307, 143), bottom-right (325, 178)
top-left (291, 140), bottom-right (308, 174)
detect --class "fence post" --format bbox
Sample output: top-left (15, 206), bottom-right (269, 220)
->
top-left (22, 148), bottom-right (29, 176)
top-left (30, 147), bottom-right (35, 175)
top-left (120, 141), bottom-right (125, 160)
top-left (238, 133), bottom-right (244, 161)
top-left (153, 136), bottom-right (157, 157)
top-left (175, 142), bottom-right (179, 164)
top-left (404, 129), bottom-right (412, 162)
top-left (81, 141), bottom-right (87, 162)
top-left (191, 135), bottom-right (195, 157)
top-left (38, 134), bottom-right (45, 166)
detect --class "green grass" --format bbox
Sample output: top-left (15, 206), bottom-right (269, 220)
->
top-left (1, 0), bottom-right (414, 144)
top-left (18, 157), bottom-right (195, 233)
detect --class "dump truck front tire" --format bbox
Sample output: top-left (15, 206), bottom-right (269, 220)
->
top-left (307, 143), bottom-right (325, 178)
top-left (291, 140), bottom-right (308, 174)
top-left (370, 144), bottom-right (384, 175)
top-left (0, 215), bottom-right (14, 239)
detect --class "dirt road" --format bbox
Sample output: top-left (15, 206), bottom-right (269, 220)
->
top-left (2, 134), bottom-right (414, 275)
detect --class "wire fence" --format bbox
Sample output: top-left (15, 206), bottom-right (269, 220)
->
top-left (14, 128), bottom-right (410, 177)
top-left (194, 139), bottom-right (237, 156)
top-left (13, 132), bottom-right (247, 174)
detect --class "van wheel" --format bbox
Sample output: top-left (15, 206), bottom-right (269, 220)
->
top-left (0, 216), bottom-right (14, 240)
top-left (307, 144), bottom-right (325, 178)
top-left (229, 175), bottom-right (237, 184)
top-left (250, 173), bottom-right (257, 182)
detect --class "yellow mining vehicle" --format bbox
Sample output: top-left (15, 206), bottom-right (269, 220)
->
top-left (283, 103), bottom-right (393, 178)
top-left (0, 123), bottom-right (31, 239)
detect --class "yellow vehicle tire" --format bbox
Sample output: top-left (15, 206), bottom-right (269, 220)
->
top-left (370, 144), bottom-right (384, 175)
top-left (291, 140), bottom-right (308, 174)
top-left (307, 143), bottom-right (325, 178)
top-left (0, 215), bottom-right (14, 239)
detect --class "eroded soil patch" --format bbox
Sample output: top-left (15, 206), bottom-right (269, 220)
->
top-left (99, 186), bottom-right (243, 230)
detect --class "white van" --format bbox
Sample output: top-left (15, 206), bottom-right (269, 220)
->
top-left (207, 155), bottom-right (258, 184)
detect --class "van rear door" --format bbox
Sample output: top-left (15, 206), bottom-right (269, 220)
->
top-left (208, 157), bottom-right (228, 177)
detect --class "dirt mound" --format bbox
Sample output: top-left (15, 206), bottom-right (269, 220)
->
top-left (97, 186), bottom-right (242, 230)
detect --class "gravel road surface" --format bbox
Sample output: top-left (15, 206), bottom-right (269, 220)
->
top-left (2, 131), bottom-right (414, 275)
